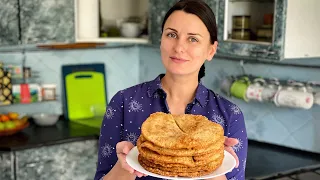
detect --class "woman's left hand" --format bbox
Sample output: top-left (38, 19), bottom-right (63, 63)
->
top-left (224, 136), bottom-right (239, 168)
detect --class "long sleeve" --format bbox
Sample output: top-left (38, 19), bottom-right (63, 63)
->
top-left (226, 105), bottom-right (248, 180)
top-left (94, 91), bottom-right (124, 180)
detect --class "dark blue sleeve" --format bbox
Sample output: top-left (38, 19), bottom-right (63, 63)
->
top-left (226, 104), bottom-right (248, 180)
top-left (94, 91), bottom-right (124, 180)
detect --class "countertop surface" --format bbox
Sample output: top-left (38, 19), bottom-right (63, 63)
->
top-left (0, 119), bottom-right (100, 151)
top-left (246, 140), bottom-right (320, 179)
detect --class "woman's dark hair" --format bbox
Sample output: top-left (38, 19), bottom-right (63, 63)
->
top-left (161, 0), bottom-right (218, 81)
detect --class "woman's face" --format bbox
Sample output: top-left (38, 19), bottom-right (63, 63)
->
top-left (160, 10), bottom-right (217, 77)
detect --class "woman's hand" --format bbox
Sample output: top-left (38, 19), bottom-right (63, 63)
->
top-left (224, 137), bottom-right (239, 168)
top-left (116, 141), bottom-right (146, 178)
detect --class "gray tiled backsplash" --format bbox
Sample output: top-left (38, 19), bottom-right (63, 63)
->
top-left (1, 45), bottom-right (320, 153)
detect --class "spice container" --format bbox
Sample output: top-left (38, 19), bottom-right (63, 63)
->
top-left (0, 71), bottom-right (13, 105)
top-left (41, 84), bottom-right (57, 101)
top-left (257, 25), bottom-right (273, 42)
top-left (232, 16), bottom-right (250, 29)
top-left (232, 29), bottom-right (250, 40)
top-left (23, 67), bottom-right (31, 79)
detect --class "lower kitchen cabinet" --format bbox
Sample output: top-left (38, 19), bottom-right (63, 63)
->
top-left (15, 140), bottom-right (98, 180)
top-left (0, 152), bottom-right (14, 180)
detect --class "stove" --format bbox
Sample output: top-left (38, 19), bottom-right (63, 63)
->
top-left (245, 140), bottom-right (320, 180)
top-left (248, 165), bottom-right (320, 180)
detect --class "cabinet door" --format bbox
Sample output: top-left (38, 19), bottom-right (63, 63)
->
top-left (19, 0), bottom-right (75, 44)
top-left (0, 0), bottom-right (20, 46)
top-left (149, 0), bottom-right (220, 45)
top-left (216, 0), bottom-right (287, 60)
top-left (0, 152), bottom-right (14, 180)
top-left (16, 140), bottom-right (98, 180)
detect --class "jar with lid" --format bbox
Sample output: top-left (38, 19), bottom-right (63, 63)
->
top-left (41, 84), bottom-right (56, 101)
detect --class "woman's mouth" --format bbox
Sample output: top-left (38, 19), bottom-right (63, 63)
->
top-left (170, 56), bottom-right (188, 63)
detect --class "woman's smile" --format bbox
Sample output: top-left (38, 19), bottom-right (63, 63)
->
top-left (170, 56), bottom-right (189, 63)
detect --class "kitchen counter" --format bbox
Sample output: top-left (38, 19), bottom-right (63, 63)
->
top-left (246, 140), bottom-right (320, 179)
top-left (0, 119), bottom-right (100, 152)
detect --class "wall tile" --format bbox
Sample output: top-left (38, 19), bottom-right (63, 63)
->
top-left (0, 47), bottom-right (140, 116)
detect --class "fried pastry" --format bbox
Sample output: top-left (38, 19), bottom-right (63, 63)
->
top-left (138, 154), bottom-right (223, 173)
top-left (138, 112), bottom-right (225, 178)
top-left (141, 112), bottom-right (224, 150)
top-left (139, 134), bottom-right (224, 156)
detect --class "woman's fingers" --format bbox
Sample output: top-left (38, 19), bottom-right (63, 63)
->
top-left (224, 136), bottom-right (239, 147)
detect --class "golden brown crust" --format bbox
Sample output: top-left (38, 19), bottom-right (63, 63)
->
top-left (137, 144), bottom-right (223, 167)
top-left (192, 147), bottom-right (224, 161)
top-left (137, 112), bottom-right (225, 178)
top-left (138, 154), bottom-right (224, 173)
top-left (141, 112), bottom-right (224, 150)
top-left (139, 157), bottom-right (223, 178)
top-left (139, 135), bottom-right (225, 157)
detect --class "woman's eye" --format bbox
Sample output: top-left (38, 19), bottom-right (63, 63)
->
top-left (189, 37), bottom-right (198, 42)
top-left (167, 33), bottom-right (177, 38)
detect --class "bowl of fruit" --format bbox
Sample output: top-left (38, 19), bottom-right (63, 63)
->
top-left (0, 112), bottom-right (29, 136)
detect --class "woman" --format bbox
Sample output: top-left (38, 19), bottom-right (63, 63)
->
top-left (94, 0), bottom-right (247, 180)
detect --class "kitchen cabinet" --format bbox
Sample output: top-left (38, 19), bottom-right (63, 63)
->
top-left (216, 0), bottom-right (320, 60)
top-left (15, 140), bottom-right (98, 180)
top-left (149, 0), bottom-right (178, 45)
top-left (149, 0), bottom-right (219, 45)
top-left (0, 0), bottom-right (20, 46)
top-left (0, 152), bottom-right (14, 180)
top-left (75, 0), bottom-right (149, 44)
top-left (19, 0), bottom-right (75, 45)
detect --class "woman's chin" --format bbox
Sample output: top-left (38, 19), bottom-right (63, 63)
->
top-left (166, 70), bottom-right (190, 77)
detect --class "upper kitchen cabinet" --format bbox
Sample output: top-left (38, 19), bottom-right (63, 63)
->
top-left (217, 0), bottom-right (320, 60)
top-left (149, 0), bottom-right (178, 45)
top-left (19, 0), bottom-right (75, 44)
top-left (149, 0), bottom-right (219, 45)
top-left (0, 0), bottom-right (20, 46)
top-left (75, 0), bottom-right (149, 44)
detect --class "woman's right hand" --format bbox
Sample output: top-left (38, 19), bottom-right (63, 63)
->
top-left (116, 141), bottom-right (146, 178)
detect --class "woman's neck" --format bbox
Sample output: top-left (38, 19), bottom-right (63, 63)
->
top-left (161, 73), bottom-right (199, 105)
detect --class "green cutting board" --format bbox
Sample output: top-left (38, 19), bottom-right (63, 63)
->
top-left (65, 71), bottom-right (106, 121)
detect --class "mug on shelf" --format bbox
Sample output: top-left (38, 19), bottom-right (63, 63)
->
top-left (273, 84), bottom-right (314, 109)
top-left (230, 76), bottom-right (250, 101)
top-left (261, 78), bottom-right (281, 102)
top-left (245, 78), bottom-right (265, 102)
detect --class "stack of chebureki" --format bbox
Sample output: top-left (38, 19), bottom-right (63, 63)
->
top-left (137, 112), bottom-right (225, 177)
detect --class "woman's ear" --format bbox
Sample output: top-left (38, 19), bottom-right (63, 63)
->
top-left (207, 41), bottom-right (218, 61)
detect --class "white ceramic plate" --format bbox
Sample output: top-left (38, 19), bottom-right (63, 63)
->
top-left (126, 146), bottom-right (236, 180)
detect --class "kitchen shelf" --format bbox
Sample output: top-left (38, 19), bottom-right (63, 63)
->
top-left (229, 0), bottom-right (274, 2)
top-left (0, 100), bottom-right (57, 107)
top-left (76, 37), bottom-right (149, 44)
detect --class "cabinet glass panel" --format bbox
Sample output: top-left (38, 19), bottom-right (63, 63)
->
top-left (225, 0), bottom-right (275, 44)
top-left (99, 0), bottom-right (149, 39)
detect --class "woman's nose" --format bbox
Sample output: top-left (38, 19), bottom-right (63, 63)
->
top-left (174, 39), bottom-right (186, 53)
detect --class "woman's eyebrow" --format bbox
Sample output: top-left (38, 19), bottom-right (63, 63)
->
top-left (165, 27), bottom-right (177, 32)
top-left (165, 28), bottom-right (203, 37)
top-left (188, 33), bottom-right (202, 37)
